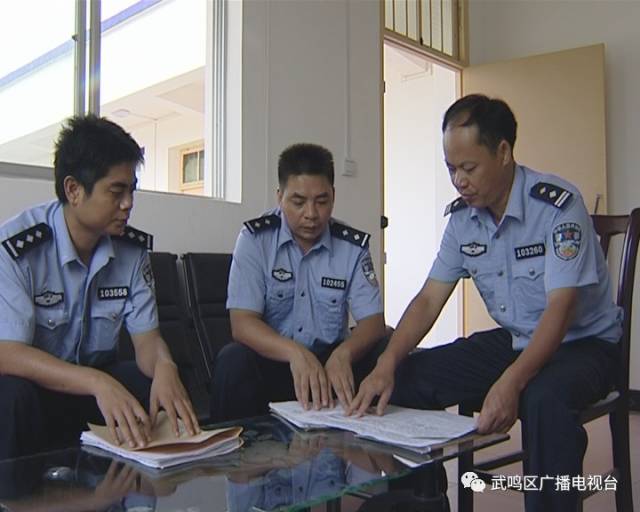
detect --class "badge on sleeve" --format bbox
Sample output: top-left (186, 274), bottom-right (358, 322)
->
top-left (553, 222), bottom-right (582, 260)
top-left (142, 261), bottom-right (155, 291)
top-left (361, 256), bottom-right (378, 287)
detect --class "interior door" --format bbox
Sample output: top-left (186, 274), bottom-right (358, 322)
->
top-left (460, 44), bottom-right (608, 334)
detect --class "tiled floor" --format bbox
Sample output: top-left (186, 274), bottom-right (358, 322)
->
top-left (331, 411), bottom-right (639, 512)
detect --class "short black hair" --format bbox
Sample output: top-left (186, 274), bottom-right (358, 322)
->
top-left (53, 115), bottom-right (143, 203)
top-left (277, 143), bottom-right (334, 188)
top-left (442, 94), bottom-right (517, 154)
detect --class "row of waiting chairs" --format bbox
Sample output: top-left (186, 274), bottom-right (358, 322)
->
top-left (118, 252), bottom-right (233, 421)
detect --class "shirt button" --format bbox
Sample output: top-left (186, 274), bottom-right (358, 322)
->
top-left (498, 270), bottom-right (504, 277)
top-left (514, 332), bottom-right (521, 337)
top-left (495, 234), bottom-right (500, 239)
top-left (499, 304), bottom-right (506, 312)
top-left (277, 293), bottom-right (283, 298)
top-left (471, 268), bottom-right (478, 275)
top-left (110, 312), bottom-right (117, 321)
top-left (528, 268), bottom-right (535, 276)
top-left (300, 291), bottom-right (305, 297)
top-left (298, 327), bottom-right (303, 332)
top-left (47, 318), bottom-right (55, 327)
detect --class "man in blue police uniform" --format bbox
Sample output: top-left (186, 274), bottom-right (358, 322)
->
top-left (0, 115), bottom-right (199, 460)
top-left (348, 95), bottom-right (621, 511)
top-left (210, 143), bottom-right (387, 422)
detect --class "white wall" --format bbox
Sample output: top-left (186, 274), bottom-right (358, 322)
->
top-left (468, 0), bottom-right (640, 387)
top-left (0, 0), bottom-right (382, 265)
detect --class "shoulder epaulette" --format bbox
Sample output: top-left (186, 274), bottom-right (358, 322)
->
top-left (529, 182), bottom-right (573, 209)
top-left (444, 197), bottom-right (468, 216)
top-left (114, 225), bottom-right (153, 251)
top-left (244, 214), bottom-right (281, 235)
top-left (330, 222), bottom-right (370, 248)
top-left (2, 223), bottom-right (52, 260)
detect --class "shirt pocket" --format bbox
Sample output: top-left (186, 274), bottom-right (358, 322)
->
top-left (34, 307), bottom-right (70, 358)
top-left (465, 260), bottom-right (498, 307)
top-left (316, 287), bottom-right (346, 343)
top-left (265, 284), bottom-right (295, 327)
top-left (512, 259), bottom-right (547, 322)
top-left (87, 301), bottom-right (126, 354)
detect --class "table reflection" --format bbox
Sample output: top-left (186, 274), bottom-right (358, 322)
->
top-left (0, 414), bottom-right (482, 512)
top-left (226, 418), bottom-right (403, 511)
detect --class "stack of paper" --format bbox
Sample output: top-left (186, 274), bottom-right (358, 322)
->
top-left (269, 401), bottom-right (476, 453)
top-left (80, 412), bottom-right (243, 469)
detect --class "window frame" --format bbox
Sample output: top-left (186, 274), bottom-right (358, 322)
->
top-left (179, 143), bottom-right (206, 194)
top-left (383, 0), bottom-right (468, 67)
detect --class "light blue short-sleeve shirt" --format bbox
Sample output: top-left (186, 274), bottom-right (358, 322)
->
top-left (429, 165), bottom-right (622, 350)
top-left (227, 208), bottom-right (383, 352)
top-left (0, 200), bottom-right (158, 366)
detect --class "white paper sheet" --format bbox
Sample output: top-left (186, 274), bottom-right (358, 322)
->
top-left (269, 401), bottom-right (476, 453)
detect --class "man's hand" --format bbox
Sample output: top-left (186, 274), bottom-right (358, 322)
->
top-left (476, 373), bottom-right (520, 434)
top-left (149, 360), bottom-right (200, 437)
top-left (92, 461), bottom-right (139, 503)
top-left (287, 432), bottom-right (326, 461)
top-left (324, 345), bottom-right (355, 408)
top-left (93, 374), bottom-right (151, 448)
top-left (289, 345), bottom-right (330, 410)
top-left (347, 358), bottom-right (395, 417)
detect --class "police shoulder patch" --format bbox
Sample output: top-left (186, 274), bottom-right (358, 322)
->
top-left (244, 214), bottom-right (281, 235)
top-left (361, 255), bottom-right (378, 287)
top-left (553, 222), bottom-right (582, 260)
top-left (2, 223), bottom-right (52, 260)
top-left (529, 182), bottom-right (573, 209)
top-left (444, 197), bottom-right (468, 216)
top-left (114, 225), bottom-right (153, 251)
top-left (330, 222), bottom-right (370, 248)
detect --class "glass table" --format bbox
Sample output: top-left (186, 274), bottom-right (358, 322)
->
top-left (0, 415), bottom-right (507, 512)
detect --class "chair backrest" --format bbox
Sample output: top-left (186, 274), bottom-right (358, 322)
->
top-left (117, 252), bottom-right (210, 418)
top-left (181, 252), bottom-right (233, 376)
top-left (148, 252), bottom-right (192, 367)
top-left (591, 208), bottom-right (640, 395)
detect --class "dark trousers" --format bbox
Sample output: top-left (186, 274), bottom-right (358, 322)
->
top-left (0, 360), bottom-right (151, 461)
top-left (390, 328), bottom-right (619, 512)
top-left (210, 337), bottom-right (389, 423)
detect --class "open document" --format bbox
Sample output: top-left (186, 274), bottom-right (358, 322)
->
top-left (80, 412), bottom-right (243, 469)
top-left (269, 401), bottom-right (476, 453)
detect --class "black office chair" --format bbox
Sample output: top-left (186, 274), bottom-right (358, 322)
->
top-left (181, 252), bottom-right (233, 378)
top-left (457, 208), bottom-right (640, 512)
top-left (118, 252), bottom-right (210, 420)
